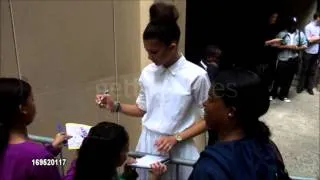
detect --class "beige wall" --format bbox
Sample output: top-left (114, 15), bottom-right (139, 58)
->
top-left (1, 0), bottom-right (205, 170)
top-left (0, 0), bottom-right (142, 167)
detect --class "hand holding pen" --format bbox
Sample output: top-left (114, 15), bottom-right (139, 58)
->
top-left (95, 90), bottom-right (116, 112)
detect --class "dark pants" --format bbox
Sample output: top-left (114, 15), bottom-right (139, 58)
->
top-left (256, 62), bottom-right (277, 89)
top-left (297, 52), bottom-right (318, 91)
top-left (271, 58), bottom-right (299, 99)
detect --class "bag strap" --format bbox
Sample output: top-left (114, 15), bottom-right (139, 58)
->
top-left (298, 29), bottom-right (301, 46)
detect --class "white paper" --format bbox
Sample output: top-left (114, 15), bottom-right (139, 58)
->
top-left (130, 155), bottom-right (169, 169)
top-left (65, 123), bottom-right (92, 150)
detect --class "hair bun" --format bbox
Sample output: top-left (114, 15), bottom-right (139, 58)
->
top-left (149, 2), bottom-right (179, 25)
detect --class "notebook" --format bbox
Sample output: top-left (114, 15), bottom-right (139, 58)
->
top-left (65, 123), bottom-right (92, 150)
top-left (129, 155), bottom-right (170, 169)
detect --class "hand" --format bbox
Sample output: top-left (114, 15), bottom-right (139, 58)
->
top-left (155, 136), bottom-right (177, 153)
top-left (125, 157), bottom-right (137, 165)
top-left (287, 45), bottom-right (298, 50)
top-left (265, 41), bottom-right (272, 46)
top-left (150, 162), bottom-right (167, 176)
top-left (52, 132), bottom-right (72, 149)
top-left (95, 93), bottom-right (114, 112)
top-left (265, 38), bottom-right (282, 46)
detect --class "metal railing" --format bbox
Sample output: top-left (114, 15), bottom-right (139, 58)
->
top-left (29, 134), bottom-right (317, 180)
top-left (28, 134), bottom-right (65, 176)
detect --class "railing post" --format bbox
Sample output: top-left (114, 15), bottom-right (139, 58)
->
top-left (176, 164), bottom-right (179, 180)
top-left (59, 152), bottom-right (65, 176)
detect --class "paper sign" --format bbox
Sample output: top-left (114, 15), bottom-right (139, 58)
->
top-left (129, 155), bottom-right (169, 169)
top-left (65, 123), bottom-right (92, 150)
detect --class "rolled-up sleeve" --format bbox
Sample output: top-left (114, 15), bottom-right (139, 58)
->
top-left (136, 76), bottom-right (147, 112)
top-left (192, 73), bottom-right (211, 117)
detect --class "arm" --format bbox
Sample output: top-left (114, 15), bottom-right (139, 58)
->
top-left (305, 25), bottom-right (320, 44)
top-left (265, 38), bottom-right (282, 46)
top-left (96, 77), bottom-right (146, 118)
top-left (297, 32), bottom-right (308, 50)
top-left (46, 133), bottom-right (72, 157)
top-left (120, 79), bottom-right (146, 117)
top-left (273, 32), bottom-right (290, 49)
top-left (96, 96), bottom-right (145, 118)
top-left (308, 36), bottom-right (320, 44)
top-left (296, 45), bottom-right (307, 50)
top-left (179, 119), bottom-right (207, 141)
top-left (119, 104), bottom-right (145, 117)
top-left (181, 73), bottom-right (211, 140)
top-left (274, 44), bottom-right (294, 49)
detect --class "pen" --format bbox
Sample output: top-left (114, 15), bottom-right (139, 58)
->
top-left (98, 90), bottom-right (109, 107)
top-left (56, 123), bottom-right (67, 146)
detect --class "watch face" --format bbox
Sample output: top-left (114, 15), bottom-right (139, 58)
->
top-left (176, 135), bottom-right (182, 141)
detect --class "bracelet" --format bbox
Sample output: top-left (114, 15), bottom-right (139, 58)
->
top-left (113, 101), bottom-right (121, 113)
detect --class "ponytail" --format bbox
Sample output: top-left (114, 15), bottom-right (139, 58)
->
top-left (243, 120), bottom-right (271, 142)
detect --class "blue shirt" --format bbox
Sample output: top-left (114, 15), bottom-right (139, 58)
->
top-left (305, 21), bottom-right (320, 54)
top-left (276, 30), bottom-right (308, 61)
top-left (189, 138), bottom-right (286, 180)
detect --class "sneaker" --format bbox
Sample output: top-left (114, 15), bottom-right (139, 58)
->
top-left (307, 89), bottom-right (314, 95)
top-left (269, 96), bottom-right (273, 101)
top-left (283, 98), bottom-right (291, 103)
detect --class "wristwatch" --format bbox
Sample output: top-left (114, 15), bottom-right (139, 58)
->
top-left (175, 134), bottom-right (183, 142)
top-left (113, 101), bottom-right (121, 113)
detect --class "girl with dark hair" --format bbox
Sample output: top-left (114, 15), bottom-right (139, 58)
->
top-left (63, 122), bottom-right (167, 180)
top-left (96, 2), bottom-right (210, 180)
top-left (189, 69), bottom-right (290, 180)
top-left (0, 77), bottom-right (70, 180)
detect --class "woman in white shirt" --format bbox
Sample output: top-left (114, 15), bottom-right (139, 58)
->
top-left (96, 2), bottom-right (210, 180)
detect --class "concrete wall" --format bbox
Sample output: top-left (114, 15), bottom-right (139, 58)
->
top-left (1, 0), bottom-right (203, 170)
top-left (1, 0), bottom-right (142, 167)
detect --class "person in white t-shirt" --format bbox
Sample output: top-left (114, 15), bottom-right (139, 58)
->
top-left (96, 2), bottom-right (210, 180)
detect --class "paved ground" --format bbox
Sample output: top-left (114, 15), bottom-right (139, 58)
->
top-left (261, 87), bottom-right (319, 178)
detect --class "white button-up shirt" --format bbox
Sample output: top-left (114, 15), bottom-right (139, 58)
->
top-left (136, 55), bottom-right (211, 135)
top-left (305, 21), bottom-right (320, 54)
